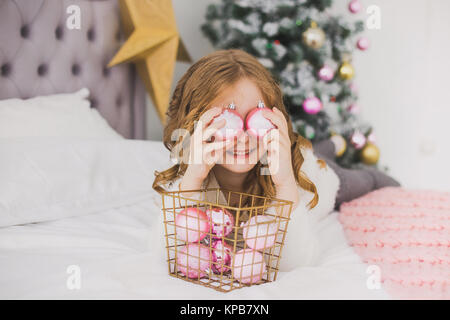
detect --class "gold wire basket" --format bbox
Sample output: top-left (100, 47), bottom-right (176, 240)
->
top-left (160, 187), bottom-right (293, 292)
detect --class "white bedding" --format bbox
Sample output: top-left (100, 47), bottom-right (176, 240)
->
top-left (0, 139), bottom-right (390, 299)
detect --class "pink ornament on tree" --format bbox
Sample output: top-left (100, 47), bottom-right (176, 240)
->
top-left (357, 37), bottom-right (370, 51)
top-left (318, 65), bottom-right (334, 81)
top-left (347, 104), bottom-right (360, 114)
top-left (348, 0), bottom-right (362, 14)
top-left (351, 131), bottom-right (367, 149)
top-left (302, 97), bottom-right (323, 114)
top-left (368, 132), bottom-right (376, 144)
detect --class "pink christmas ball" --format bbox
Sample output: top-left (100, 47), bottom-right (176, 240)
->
top-left (351, 131), bottom-right (367, 149)
top-left (347, 104), bottom-right (360, 114)
top-left (348, 0), bottom-right (362, 14)
top-left (245, 104), bottom-right (276, 139)
top-left (177, 243), bottom-right (212, 279)
top-left (212, 108), bottom-right (244, 141)
top-left (232, 249), bottom-right (267, 284)
top-left (368, 132), bottom-right (376, 144)
top-left (357, 37), bottom-right (370, 50)
top-left (211, 240), bottom-right (233, 274)
top-left (318, 65), bottom-right (334, 81)
top-left (242, 215), bottom-right (277, 250)
top-left (302, 97), bottom-right (323, 115)
top-left (206, 207), bottom-right (235, 239)
top-left (175, 207), bottom-right (210, 243)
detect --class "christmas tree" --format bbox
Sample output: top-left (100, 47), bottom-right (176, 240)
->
top-left (201, 0), bottom-right (379, 168)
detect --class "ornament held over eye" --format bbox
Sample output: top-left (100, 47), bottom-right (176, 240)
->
top-left (245, 100), bottom-right (277, 139)
top-left (211, 102), bottom-right (244, 141)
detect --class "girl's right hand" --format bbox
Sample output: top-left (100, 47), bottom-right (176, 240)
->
top-left (185, 106), bottom-right (234, 181)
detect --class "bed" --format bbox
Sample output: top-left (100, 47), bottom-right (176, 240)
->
top-left (0, 0), bottom-right (391, 299)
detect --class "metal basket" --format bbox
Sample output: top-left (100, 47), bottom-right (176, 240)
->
top-left (160, 187), bottom-right (293, 292)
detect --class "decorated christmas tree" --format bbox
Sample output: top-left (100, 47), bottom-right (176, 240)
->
top-left (201, 0), bottom-right (379, 168)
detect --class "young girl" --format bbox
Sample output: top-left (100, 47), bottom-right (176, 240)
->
top-left (152, 49), bottom-right (340, 271)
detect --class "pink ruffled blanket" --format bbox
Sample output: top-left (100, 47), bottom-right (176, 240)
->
top-left (339, 187), bottom-right (449, 300)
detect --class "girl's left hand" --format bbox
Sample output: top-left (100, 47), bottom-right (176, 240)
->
top-left (260, 107), bottom-right (296, 187)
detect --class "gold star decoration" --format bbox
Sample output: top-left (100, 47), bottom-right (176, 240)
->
top-left (108, 0), bottom-right (191, 124)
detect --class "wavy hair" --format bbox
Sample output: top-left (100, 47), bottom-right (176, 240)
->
top-left (152, 49), bottom-right (318, 209)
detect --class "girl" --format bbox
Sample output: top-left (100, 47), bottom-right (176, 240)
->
top-left (152, 49), bottom-right (340, 270)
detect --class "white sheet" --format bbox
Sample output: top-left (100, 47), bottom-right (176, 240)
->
top-left (0, 195), bottom-right (390, 299)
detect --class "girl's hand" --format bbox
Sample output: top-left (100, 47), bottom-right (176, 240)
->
top-left (261, 107), bottom-right (300, 211)
top-left (261, 107), bottom-right (296, 187)
top-left (185, 106), bottom-right (234, 181)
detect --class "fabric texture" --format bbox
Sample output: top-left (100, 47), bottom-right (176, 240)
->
top-left (339, 187), bottom-right (450, 299)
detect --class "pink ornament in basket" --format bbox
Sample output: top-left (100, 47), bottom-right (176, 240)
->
top-left (242, 215), bottom-right (277, 250)
top-left (175, 207), bottom-right (210, 243)
top-left (232, 249), bottom-right (267, 284)
top-left (211, 239), bottom-right (233, 274)
top-left (206, 207), bottom-right (235, 239)
top-left (177, 243), bottom-right (212, 279)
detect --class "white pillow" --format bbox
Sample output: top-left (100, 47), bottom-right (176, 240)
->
top-left (0, 138), bottom-right (170, 227)
top-left (0, 88), bottom-right (123, 139)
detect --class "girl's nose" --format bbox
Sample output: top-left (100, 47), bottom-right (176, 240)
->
top-left (236, 130), bottom-right (249, 144)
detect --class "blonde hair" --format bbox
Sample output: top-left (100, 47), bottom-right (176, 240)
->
top-left (152, 49), bottom-right (318, 209)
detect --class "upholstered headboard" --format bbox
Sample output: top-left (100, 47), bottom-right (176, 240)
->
top-left (0, 0), bottom-right (146, 139)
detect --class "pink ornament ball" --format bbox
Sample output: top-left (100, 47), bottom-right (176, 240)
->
top-left (348, 0), bottom-right (362, 14)
top-left (242, 215), bottom-right (277, 250)
top-left (206, 207), bottom-right (235, 239)
top-left (177, 243), bottom-right (212, 279)
top-left (351, 131), bottom-right (367, 149)
top-left (245, 104), bottom-right (276, 139)
top-left (232, 249), bottom-right (267, 284)
top-left (368, 132), bottom-right (376, 144)
top-left (318, 65), bottom-right (334, 81)
top-left (211, 240), bottom-right (233, 274)
top-left (175, 207), bottom-right (210, 243)
top-left (302, 97), bottom-right (323, 115)
top-left (347, 104), bottom-right (360, 114)
top-left (357, 37), bottom-right (370, 50)
top-left (211, 108), bottom-right (244, 141)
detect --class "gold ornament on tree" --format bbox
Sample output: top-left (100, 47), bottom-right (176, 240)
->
top-left (302, 21), bottom-right (326, 49)
top-left (360, 142), bottom-right (380, 165)
top-left (330, 133), bottom-right (347, 157)
top-left (108, 0), bottom-right (192, 125)
top-left (338, 61), bottom-right (355, 80)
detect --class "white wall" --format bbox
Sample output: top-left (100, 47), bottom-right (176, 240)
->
top-left (146, 0), bottom-right (450, 191)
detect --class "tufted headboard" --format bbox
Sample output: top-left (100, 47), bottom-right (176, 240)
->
top-left (0, 0), bottom-right (146, 139)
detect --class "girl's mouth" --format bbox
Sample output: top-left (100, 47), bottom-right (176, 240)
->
top-left (226, 148), bottom-right (256, 158)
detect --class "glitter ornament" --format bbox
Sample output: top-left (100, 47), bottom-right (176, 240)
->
top-left (357, 37), bottom-right (370, 50)
top-left (175, 207), bottom-right (210, 243)
top-left (177, 243), bottom-right (212, 279)
top-left (348, 0), bottom-right (362, 14)
top-left (302, 97), bottom-right (323, 114)
top-left (242, 215), bottom-right (277, 250)
top-left (318, 65), bottom-right (334, 81)
top-left (245, 100), bottom-right (276, 138)
top-left (211, 103), bottom-right (244, 141)
top-left (351, 131), bottom-right (367, 149)
top-left (232, 249), bottom-right (267, 284)
top-left (206, 207), bottom-right (235, 238)
top-left (211, 239), bottom-right (233, 274)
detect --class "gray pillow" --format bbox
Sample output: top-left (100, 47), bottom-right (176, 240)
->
top-left (312, 139), bottom-right (401, 210)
